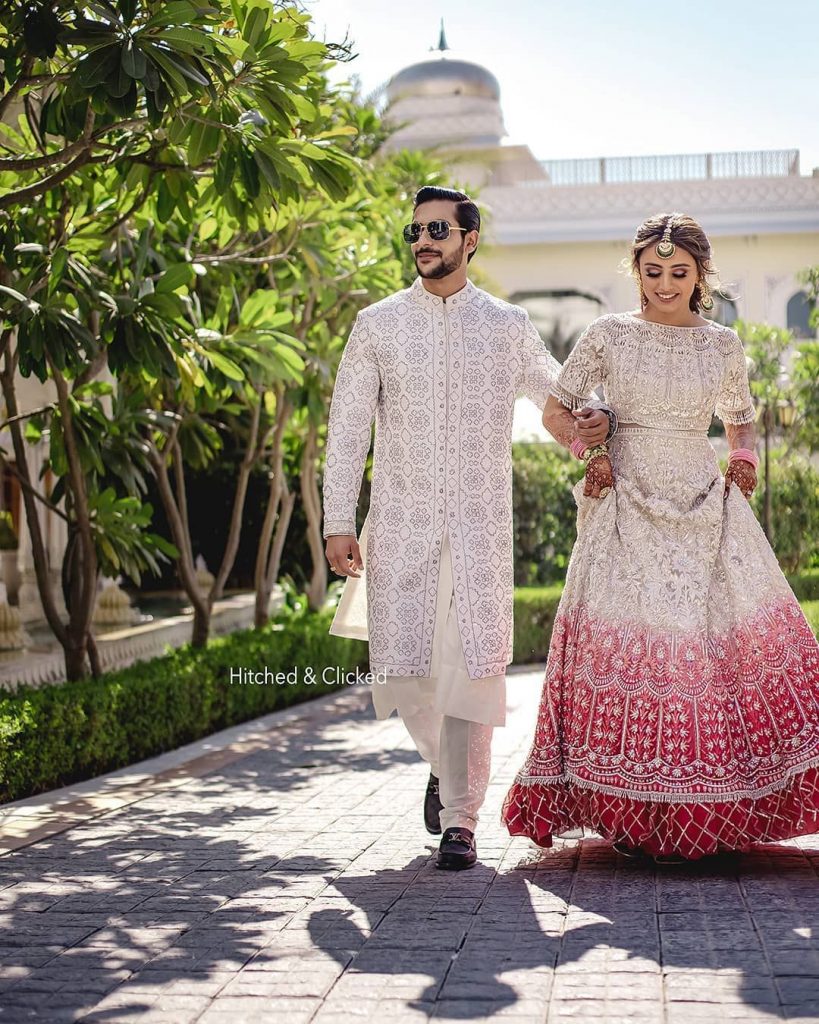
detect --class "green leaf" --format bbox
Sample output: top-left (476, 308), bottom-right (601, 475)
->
top-left (156, 178), bottom-right (176, 222)
top-left (156, 263), bottom-right (194, 293)
top-left (254, 149), bottom-right (280, 192)
top-left (107, 59), bottom-right (134, 98)
top-left (244, 5), bottom-right (268, 48)
top-left (141, 292), bottom-right (186, 318)
top-left (121, 38), bottom-right (147, 79)
top-left (76, 45), bottom-right (120, 89)
top-left (151, 46), bottom-right (210, 87)
top-left (24, 420), bottom-right (43, 443)
top-left (154, 26), bottom-right (213, 54)
top-left (144, 2), bottom-right (216, 30)
top-left (148, 532), bottom-right (179, 558)
top-left (142, 42), bottom-right (189, 95)
top-left (213, 147), bottom-right (236, 193)
top-left (238, 145), bottom-right (260, 198)
top-left (118, 0), bottom-right (137, 25)
top-left (187, 116), bottom-right (220, 166)
top-left (291, 94), bottom-right (317, 121)
top-left (206, 350), bottom-right (244, 380)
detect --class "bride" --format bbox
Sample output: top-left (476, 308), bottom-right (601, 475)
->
top-left (503, 212), bottom-right (819, 863)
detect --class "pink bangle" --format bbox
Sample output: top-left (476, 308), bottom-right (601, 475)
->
top-left (728, 448), bottom-right (759, 470)
top-left (570, 438), bottom-right (588, 460)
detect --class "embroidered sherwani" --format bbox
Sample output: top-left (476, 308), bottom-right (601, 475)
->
top-left (322, 277), bottom-right (561, 680)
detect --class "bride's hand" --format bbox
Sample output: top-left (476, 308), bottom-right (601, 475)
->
top-left (584, 454), bottom-right (614, 499)
top-left (724, 459), bottom-right (757, 500)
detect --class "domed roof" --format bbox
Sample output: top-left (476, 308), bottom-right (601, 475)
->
top-left (386, 23), bottom-right (501, 105)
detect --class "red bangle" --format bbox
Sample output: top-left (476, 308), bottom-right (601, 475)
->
top-left (728, 448), bottom-right (759, 470)
top-left (570, 438), bottom-right (588, 460)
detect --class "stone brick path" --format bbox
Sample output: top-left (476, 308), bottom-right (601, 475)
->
top-left (1, 669), bottom-right (818, 1023)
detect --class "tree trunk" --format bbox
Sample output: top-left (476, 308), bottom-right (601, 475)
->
top-left (255, 478), bottom-right (295, 628)
top-left (267, 478), bottom-right (295, 595)
top-left (212, 394), bottom-right (261, 601)
top-left (171, 438), bottom-right (195, 568)
top-left (49, 363), bottom-right (99, 678)
top-left (87, 631), bottom-right (101, 677)
top-left (149, 440), bottom-right (211, 647)
top-left (301, 423), bottom-right (327, 611)
top-left (64, 639), bottom-right (89, 681)
top-left (253, 388), bottom-right (290, 626)
top-left (191, 604), bottom-right (210, 649)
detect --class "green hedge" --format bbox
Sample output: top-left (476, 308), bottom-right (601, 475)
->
top-left (2, 585), bottom-right (817, 804)
top-left (513, 585), bottom-right (564, 665)
top-left (802, 601), bottom-right (819, 637)
top-left (0, 612), bottom-right (368, 804)
top-left (787, 569), bottom-right (819, 602)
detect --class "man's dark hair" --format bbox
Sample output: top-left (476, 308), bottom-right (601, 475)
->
top-left (413, 185), bottom-right (480, 262)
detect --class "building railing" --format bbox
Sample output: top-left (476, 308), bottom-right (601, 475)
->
top-left (538, 149), bottom-right (801, 186)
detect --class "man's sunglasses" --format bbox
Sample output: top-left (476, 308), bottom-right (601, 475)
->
top-left (402, 220), bottom-right (468, 244)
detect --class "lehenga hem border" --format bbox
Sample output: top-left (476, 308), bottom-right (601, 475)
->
top-left (513, 752), bottom-right (819, 804)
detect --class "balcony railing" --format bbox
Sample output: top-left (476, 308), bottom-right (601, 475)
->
top-left (538, 149), bottom-right (800, 186)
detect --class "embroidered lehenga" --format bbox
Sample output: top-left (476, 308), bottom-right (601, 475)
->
top-left (502, 313), bottom-right (819, 859)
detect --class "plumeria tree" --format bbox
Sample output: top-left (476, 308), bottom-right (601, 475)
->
top-left (0, 0), bottom-right (358, 675)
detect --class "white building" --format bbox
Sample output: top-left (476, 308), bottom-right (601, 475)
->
top-left (383, 28), bottom-right (819, 437)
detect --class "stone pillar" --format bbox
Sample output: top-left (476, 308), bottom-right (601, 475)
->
top-left (16, 443), bottom-right (68, 625)
top-left (16, 443), bottom-right (45, 624)
top-left (46, 482), bottom-right (68, 622)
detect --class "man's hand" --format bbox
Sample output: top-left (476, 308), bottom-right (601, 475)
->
top-left (325, 535), bottom-right (363, 578)
top-left (573, 407), bottom-right (609, 446)
top-left (584, 454), bottom-right (614, 498)
top-left (724, 460), bottom-right (757, 500)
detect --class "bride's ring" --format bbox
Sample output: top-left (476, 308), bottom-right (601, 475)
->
top-left (599, 486), bottom-right (611, 498)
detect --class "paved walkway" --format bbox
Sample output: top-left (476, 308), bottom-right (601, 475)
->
top-left (1, 669), bottom-right (818, 1024)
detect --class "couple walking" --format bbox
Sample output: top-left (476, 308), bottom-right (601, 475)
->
top-left (322, 186), bottom-right (819, 869)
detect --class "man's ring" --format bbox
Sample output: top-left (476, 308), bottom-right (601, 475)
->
top-left (599, 486), bottom-right (611, 498)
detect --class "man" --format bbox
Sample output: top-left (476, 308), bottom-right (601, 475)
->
top-left (323, 186), bottom-right (613, 870)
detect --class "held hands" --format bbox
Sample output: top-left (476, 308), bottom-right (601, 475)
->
top-left (325, 535), bottom-right (363, 578)
top-left (573, 407), bottom-right (609, 446)
top-left (584, 453), bottom-right (614, 499)
top-left (724, 460), bottom-right (757, 500)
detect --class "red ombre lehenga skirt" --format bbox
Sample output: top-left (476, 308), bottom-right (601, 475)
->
top-left (502, 426), bottom-right (819, 859)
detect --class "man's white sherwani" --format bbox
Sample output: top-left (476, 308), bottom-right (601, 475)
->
top-left (322, 277), bottom-right (561, 680)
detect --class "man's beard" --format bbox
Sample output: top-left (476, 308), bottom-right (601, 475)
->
top-left (414, 243), bottom-right (464, 279)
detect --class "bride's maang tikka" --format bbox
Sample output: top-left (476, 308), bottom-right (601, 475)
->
top-left (655, 219), bottom-right (676, 259)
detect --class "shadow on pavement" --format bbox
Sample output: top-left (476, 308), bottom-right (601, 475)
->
top-left (0, 679), bottom-right (817, 1022)
top-left (307, 838), bottom-right (819, 1021)
top-left (0, 690), bottom-right (421, 1021)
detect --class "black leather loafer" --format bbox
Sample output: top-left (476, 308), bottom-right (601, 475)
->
top-left (424, 773), bottom-right (443, 835)
top-left (436, 827), bottom-right (477, 871)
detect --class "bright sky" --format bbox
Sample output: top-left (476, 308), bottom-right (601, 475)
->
top-left (306, 0), bottom-right (819, 174)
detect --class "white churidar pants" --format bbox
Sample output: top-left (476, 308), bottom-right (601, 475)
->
top-left (371, 529), bottom-right (506, 831)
